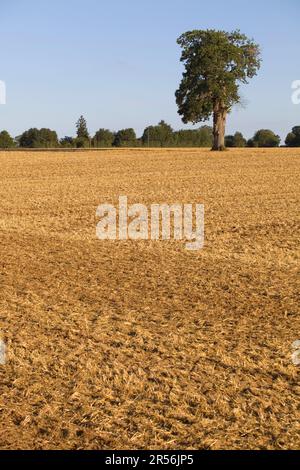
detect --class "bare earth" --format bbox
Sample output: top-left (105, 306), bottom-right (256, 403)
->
top-left (0, 148), bottom-right (299, 450)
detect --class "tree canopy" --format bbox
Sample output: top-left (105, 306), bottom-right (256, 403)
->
top-left (19, 128), bottom-right (59, 148)
top-left (142, 121), bottom-right (174, 147)
top-left (285, 126), bottom-right (300, 147)
top-left (0, 130), bottom-right (15, 148)
top-left (92, 129), bottom-right (114, 147)
top-left (60, 136), bottom-right (75, 148)
top-left (176, 29), bottom-right (261, 150)
top-left (225, 132), bottom-right (247, 148)
top-left (248, 129), bottom-right (281, 148)
top-left (173, 126), bottom-right (213, 147)
top-left (76, 116), bottom-right (90, 140)
top-left (113, 128), bottom-right (137, 147)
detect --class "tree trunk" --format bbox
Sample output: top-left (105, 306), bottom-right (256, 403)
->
top-left (212, 104), bottom-right (227, 151)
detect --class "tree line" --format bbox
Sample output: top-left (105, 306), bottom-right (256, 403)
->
top-left (0, 116), bottom-right (299, 149)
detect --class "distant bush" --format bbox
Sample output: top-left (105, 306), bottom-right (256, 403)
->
top-left (225, 132), bottom-right (247, 148)
top-left (249, 129), bottom-right (280, 148)
top-left (174, 126), bottom-right (213, 147)
top-left (285, 126), bottom-right (300, 147)
top-left (113, 128), bottom-right (137, 147)
top-left (247, 138), bottom-right (258, 148)
top-left (19, 128), bottom-right (59, 148)
top-left (141, 122), bottom-right (213, 147)
top-left (92, 129), bottom-right (114, 147)
top-left (75, 137), bottom-right (90, 148)
top-left (0, 130), bottom-right (15, 148)
top-left (60, 136), bottom-right (75, 148)
top-left (142, 121), bottom-right (174, 147)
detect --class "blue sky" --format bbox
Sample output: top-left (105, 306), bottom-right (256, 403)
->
top-left (0, 0), bottom-right (299, 141)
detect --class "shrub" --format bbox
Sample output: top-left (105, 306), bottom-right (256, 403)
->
top-left (0, 130), bottom-right (15, 148)
top-left (250, 129), bottom-right (280, 148)
top-left (285, 126), bottom-right (300, 147)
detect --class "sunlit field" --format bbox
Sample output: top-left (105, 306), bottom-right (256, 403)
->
top-left (0, 148), bottom-right (299, 450)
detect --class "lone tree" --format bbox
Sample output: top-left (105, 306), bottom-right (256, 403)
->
top-left (176, 29), bottom-right (261, 151)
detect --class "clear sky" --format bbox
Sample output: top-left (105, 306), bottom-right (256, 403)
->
top-left (0, 0), bottom-right (299, 141)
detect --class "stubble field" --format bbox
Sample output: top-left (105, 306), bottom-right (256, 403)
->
top-left (0, 148), bottom-right (299, 450)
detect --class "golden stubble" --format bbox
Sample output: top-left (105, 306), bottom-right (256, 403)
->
top-left (0, 148), bottom-right (299, 450)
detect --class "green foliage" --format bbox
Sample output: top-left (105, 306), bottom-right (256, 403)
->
top-left (113, 128), bottom-right (137, 147)
top-left (225, 135), bottom-right (235, 147)
top-left (141, 122), bottom-right (213, 147)
top-left (251, 129), bottom-right (281, 148)
top-left (174, 126), bottom-right (213, 147)
top-left (0, 130), bottom-right (15, 148)
top-left (76, 116), bottom-right (90, 139)
top-left (19, 128), bottom-right (59, 148)
top-left (92, 129), bottom-right (114, 147)
top-left (142, 121), bottom-right (174, 147)
top-left (75, 137), bottom-right (90, 148)
top-left (225, 132), bottom-right (247, 147)
top-left (176, 29), bottom-right (261, 123)
top-left (285, 126), bottom-right (300, 147)
top-left (60, 136), bottom-right (75, 148)
top-left (247, 138), bottom-right (257, 148)
top-left (233, 131), bottom-right (247, 147)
